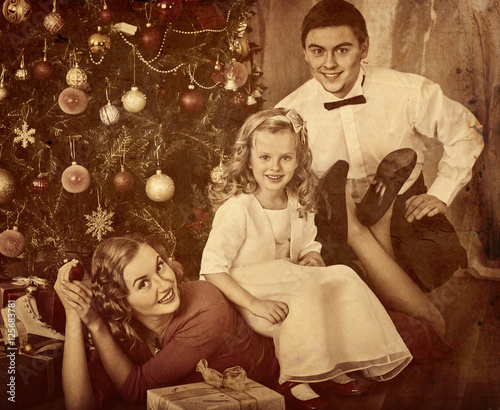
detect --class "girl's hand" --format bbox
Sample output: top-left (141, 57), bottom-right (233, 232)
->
top-left (249, 299), bottom-right (289, 324)
top-left (55, 260), bottom-right (101, 328)
top-left (298, 251), bottom-right (325, 267)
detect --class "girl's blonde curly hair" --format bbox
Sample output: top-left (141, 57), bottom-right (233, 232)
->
top-left (209, 107), bottom-right (318, 218)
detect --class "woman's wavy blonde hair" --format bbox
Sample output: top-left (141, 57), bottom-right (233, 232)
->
top-left (90, 236), bottom-right (184, 361)
top-left (209, 107), bottom-right (318, 218)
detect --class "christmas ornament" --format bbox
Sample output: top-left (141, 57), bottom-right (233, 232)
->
top-left (179, 86), bottom-right (204, 113)
top-left (85, 204), bottom-right (114, 242)
top-left (66, 63), bottom-right (87, 89)
top-left (2, 0), bottom-right (31, 24)
top-left (30, 174), bottom-right (49, 194)
top-left (33, 60), bottom-right (54, 81)
top-left (0, 85), bottom-right (7, 101)
top-left (61, 161), bottom-right (91, 193)
top-left (145, 170), bottom-right (175, 202)
top-left (140, 24), bottom-right (162, 50)
top-left (246, 94), bottom-right (257, 105)
top-left (21, 343), bottom-right (35, 354)
top-left (58, 87), bottom-right (89, 115)
top-left (0, 226), bottom-right (25, 258)
top-left (113, 166), bottom-right (134, 192)
top-left (15, 54), bottom-right (28, 81)
top-left (186, 208), bottom-right (209, 231)
top-left (44, 0), bottom-right (64, 35)
top-left (231, 35), bottom-right (250, 60)
top-left (68, 261), bottom-right (84, 281)
top-left (223, 61), bottom-right (248, 91)
top-left (100, 101), bottom-right (120, 125)
top-left (210, 163), bottom-right (226, 183)
top-left (157, 0), bottom-right (182, 22)
top-left (229, 91), bottom-right (247, 108)
top-left (88, 26), bottom-right (111, 55)
top-left (0, 168), bottom-right (16, 204)
top-left (25, 283), bottom-right (38, 298)
top-left (122, 86), bottom-right (147, 113)
top-left (99, 1), bottom-right (113, 24)
top-left (13, 120), bottom-right (36, 148)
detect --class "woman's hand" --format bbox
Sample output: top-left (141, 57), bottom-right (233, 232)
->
top-left (249, 299), bottom-right (289, 324)
top-left (55, 260), bottom-right (101, 328)
top-left (298, 251), bottom-right (325, 267)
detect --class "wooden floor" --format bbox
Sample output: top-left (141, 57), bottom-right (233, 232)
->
top-left (312, 270), bottom-right (500, 410)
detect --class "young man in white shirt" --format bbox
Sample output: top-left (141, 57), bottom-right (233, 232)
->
top-left (277, 0), bottom-right (484, 292)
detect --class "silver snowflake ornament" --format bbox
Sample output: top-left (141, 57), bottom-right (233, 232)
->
top-left (85, 204), bottom-right (115, 242)
top-left (13, 120), bottom-right (36, 148)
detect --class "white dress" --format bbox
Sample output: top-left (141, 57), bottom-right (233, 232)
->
top-left (201, 194), bottom-right (412, 384)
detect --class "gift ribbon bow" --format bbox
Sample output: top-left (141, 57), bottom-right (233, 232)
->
top-left (196, 359), bottom-right (247, 391)
top-left (12, 276), bottom-right (49, 287)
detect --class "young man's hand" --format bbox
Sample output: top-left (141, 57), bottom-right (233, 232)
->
top-left (405, 193), bottom-right (447, 222)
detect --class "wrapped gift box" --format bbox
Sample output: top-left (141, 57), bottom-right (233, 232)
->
top-left (0, 336), bottom-right (64, 409)
top-left (147, 380), bottom-right (285, 410)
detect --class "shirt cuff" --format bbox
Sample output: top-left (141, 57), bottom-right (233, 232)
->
top-left (427, 176), bottom-right (460, 207)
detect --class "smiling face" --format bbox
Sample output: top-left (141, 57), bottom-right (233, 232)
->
top-left (304, 25), bottom-right (368, 98)
top-left (123, 243), bottom-right (180, 323)
top-left (249, 129), bottom-right (298, 204)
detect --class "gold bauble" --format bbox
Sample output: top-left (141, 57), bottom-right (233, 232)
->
top-left (210, 164), bottom-right (226, 183)
top-left (2, 0), bottom-right (31, 24)
top-left (122, 86), bottom-right (147, 113)
top-left (88, 27), bottom-right (111, 55)
top-left (0, 86), bottom-right (7, 101)
top-left (66, 64), bottom-right (87, 89)
top-left (145, 170), bottom-right (175, 202)
top-left (232, 35), bottom-right (250, 60)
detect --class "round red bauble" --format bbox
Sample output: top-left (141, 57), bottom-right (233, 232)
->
top-left (0, 227), bottom-right (25, 258)
top-left (61, 162), bottom-right (91, 193)
top-left (99, 7), bottom-right (114, 24)
top-left (113, 168), bottom-right (134, 192)
top-left (179, 89), bottom-right (204, 113)
top-left (157, 0), bottom-right (182, 22)
top-left (58, 87), bottom-right (89, 115)
top-left (69, 262), bottom-right (85, 281)
top-left (33, 60), bottom-right (54, 81)
top-left (140, 26), bottom-right (162, 50)
top-left (30, 175), bottom-right (49, 194)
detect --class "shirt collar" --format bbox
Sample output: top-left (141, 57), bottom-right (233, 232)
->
top-left (314, 65), bottom-right (366, 103)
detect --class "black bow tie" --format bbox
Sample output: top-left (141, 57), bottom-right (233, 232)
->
top-left (324, 95), bottom-right (366, 110)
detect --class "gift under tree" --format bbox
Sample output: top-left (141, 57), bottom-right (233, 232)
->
top-left (0, 0), bottom-right (264, 283)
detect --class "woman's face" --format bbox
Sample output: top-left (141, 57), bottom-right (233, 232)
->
top-left (123, 243), bottom-right (180, 322)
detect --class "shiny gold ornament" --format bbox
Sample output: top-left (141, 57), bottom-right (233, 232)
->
top-left (44, 11), bottom-right (64, 34)
top-left (145, 170), bottom-right (175, 202)
top-left (122, 86), bottom-right (147, 113)
top-left (66, 63), bottom-right (87, 89)
top-left (232, 35), bottom-right (250, 60)
top-left (2, 0), bottom-right (31, 24)
top-left (25, 283), bottom-right (38, 298)
top-left (15, 54), bottom-right (28, 81)
top-left (210, 164), bottom-right (226, 183)
top-left (88, 26), bottom-right (111, 55)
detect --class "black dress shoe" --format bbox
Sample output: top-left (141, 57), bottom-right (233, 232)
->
top-left (275, 382), bottom-right (328, 410)
top-left (356, 148), bottom-right (417, 227)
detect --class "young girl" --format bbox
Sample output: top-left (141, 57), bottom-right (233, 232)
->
top-left (200, 108), bottom-right (413, 410)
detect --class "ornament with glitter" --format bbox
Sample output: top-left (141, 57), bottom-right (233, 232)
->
top-left (13, 120), bottom-right (36, 148)
top-left (85, 204), bottom-right (114, 241)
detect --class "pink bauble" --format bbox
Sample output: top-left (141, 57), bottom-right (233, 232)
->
top-left (33, 60), bottom-right (54, 81)
top-left (157, 0), bottom-right (182, 22)
top-left (61, 162), bottom-right (91, 193)
top-left (179, 89), bottom-right (204, 113)
top-left (99, 6), bottom-right (114, 23)
top-left (140, 26), bottom-right (162, 50)
top-left (0, 227), bottom-right (25, 258)
top-left (44, 11), bottom-right (64, 34)
top-left (113, 168), bottom-right (134, 192)
top-left (58, 87), bottom-right (89, 115)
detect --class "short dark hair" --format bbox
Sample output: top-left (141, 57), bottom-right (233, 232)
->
top-left (301, 0), bottom-right (368, 47)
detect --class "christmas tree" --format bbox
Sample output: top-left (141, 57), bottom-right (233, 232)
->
top-left (0, 0), bottom-right (264, 283)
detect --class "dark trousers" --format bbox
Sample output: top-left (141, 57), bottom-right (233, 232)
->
top-left (315, 172), bottom-right (467, 292)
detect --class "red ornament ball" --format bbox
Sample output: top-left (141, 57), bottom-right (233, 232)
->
top-left (30, 175), bottom-right (49, 194)
top-left (113, 168), bottom-right (134, 192)
top-left (61, 162), bottom-right (91, 193)
top-left (58, 87), bottom-right (89, 115)
top-left (99, 6), bottom-right (114, 23)
top-left (0, 227), bottom-right (25, 258)
top-left (179, 89), bottom-right (204, 113)
top-left (140, 26), bottom-right (162, 50)
top-left (0, 168), bottom-right (16, 204)
top-left (69, 262), bottom-right (85, 282)
top-left (157, 0), bottom-right (182, 22)
top-left (33, 60), bottom-right (54, 81)
top-left (44, 11), bottom-right (64, 34)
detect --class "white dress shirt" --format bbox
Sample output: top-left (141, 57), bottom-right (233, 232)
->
top-left (277, 65), bottom-right (484, 206)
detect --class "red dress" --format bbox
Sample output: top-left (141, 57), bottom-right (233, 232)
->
top-left (88, 281), bottom-right (280, 408)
